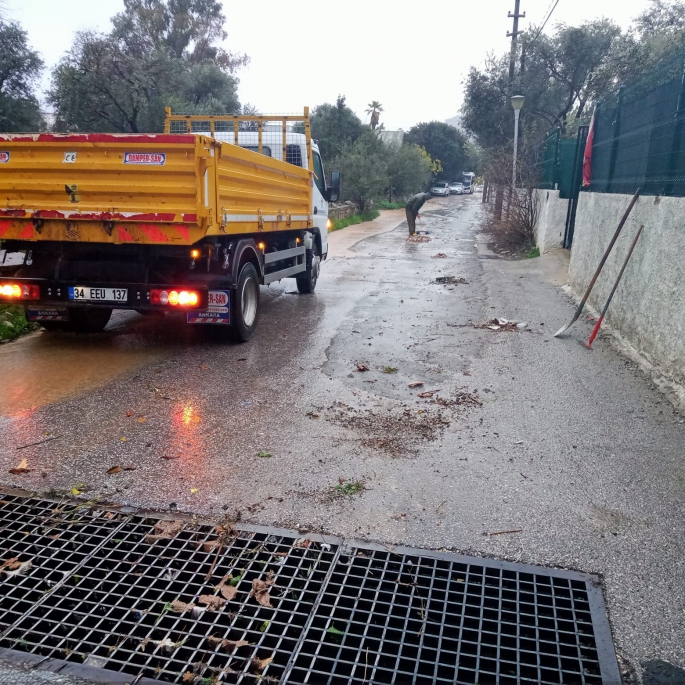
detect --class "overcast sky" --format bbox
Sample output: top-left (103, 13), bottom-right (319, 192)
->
top-left (6, 0), bottom-right (653, 130)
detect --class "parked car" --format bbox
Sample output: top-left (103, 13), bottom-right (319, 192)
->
top-left (431, 182), bottom-right (450, 197)
top-left (450, 182), bottom-right (464, 195)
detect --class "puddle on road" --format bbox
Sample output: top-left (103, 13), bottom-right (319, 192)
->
top-left (0, 313), bottom-right (163, 416)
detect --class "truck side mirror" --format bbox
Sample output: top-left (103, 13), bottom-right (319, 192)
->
top-left (327, 170), bottom-right (341, 203)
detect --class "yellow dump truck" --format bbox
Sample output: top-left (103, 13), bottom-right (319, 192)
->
top-left (0, 109), bottom-right (340, 340)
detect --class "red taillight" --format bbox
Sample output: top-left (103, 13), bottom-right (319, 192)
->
top-left (150, 289), bottom-right (199, 307)
top-left (0, 283), bottom-right (39, 300)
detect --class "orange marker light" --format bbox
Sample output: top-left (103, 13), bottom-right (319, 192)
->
top-left (258, 242), bottom-right (265, 251)
top-left (168, 290), bottom-right (180, 306)
top-left (190, 249), bottom-right (200, 259)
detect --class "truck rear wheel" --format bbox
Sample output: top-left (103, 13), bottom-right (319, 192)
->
top-left (39, 307), bottom-right (112, 333)
top-left (230, 262), bottom-right (260, 342)
top-left (296, 244), bottom-right (321, 294)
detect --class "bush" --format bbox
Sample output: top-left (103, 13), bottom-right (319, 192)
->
top-left (330, 209), bottom-right (380, 232)
top-left (0, 305), bottom-right (37, 341)
top-left (375, 200), bottom-right (405, 210)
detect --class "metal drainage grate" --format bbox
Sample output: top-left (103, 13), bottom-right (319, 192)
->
top-left (0, 492), bottom-right (620, 684)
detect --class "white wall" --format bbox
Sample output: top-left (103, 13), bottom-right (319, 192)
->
top-left (569, 192), bottom-right (685, 388)
top-left (533, 189), bottom-right (568, 254)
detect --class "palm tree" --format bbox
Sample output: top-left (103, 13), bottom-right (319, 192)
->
top-left (366, 101), bottom-right (384, 130)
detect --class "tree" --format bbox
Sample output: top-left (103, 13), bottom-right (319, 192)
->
top-left (310, 95), bottom-right (365, 160)
top-left (385, 143), bottom-right (432, 201)
top-left (404, 121), bottom-right (468, 180)
top-left (366, 100), bottom-right (383, 130)
top-left (0, 20), bottom-right (44, 132)
top-left (49, 0), bottom-right (245, 132)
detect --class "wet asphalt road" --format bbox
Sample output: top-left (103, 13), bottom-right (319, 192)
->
top-left (1, 195), bottom-right (685, 682)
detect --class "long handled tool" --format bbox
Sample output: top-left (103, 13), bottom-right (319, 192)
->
top-left (554, 187), bottom-right (642, 337)
top-left (581, 224), bottom-right (644, 350)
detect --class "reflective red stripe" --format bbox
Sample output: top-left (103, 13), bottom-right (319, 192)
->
top-left (139, 224), bottom-right (169, 242)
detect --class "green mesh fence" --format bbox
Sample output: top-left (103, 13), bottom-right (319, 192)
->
top-left (536, 130), bottom-right (577, 198)
top-left (588, 51), bottom-right (685, 196)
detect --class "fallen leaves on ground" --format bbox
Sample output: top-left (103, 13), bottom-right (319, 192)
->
top-left (126, 411), bottom-right (133, 417)
top-left (199, 594), bottom-right (226, 610)
top-left (137, 417), bottom-right (147, 424)
top-left (354, 363), bottom-right (370, 372)
top-left (406, 235), bottom-right (430, 243)
top-left (382, 366), bottom-right (398, 374)
top-left (190, 488), bottom-right (198, 494)
top-left (71, 483), bottom-right (85, 495)
top-left (207, 635), bottom-right (250, 652)
top-left (250, 572), bottom-right (275, 608)
top-left (476, 318), bottom-right (528, 332)
top-left (306, 412), bottom-right (319, 419)
top-left (257, 451), bottom-right (272, 458)
top-left (3, 559), bottom-right (32, 578)
top-left (145, 520), bottom-right (184, 543)
top-left (408, 381), bottom-right (424, 388)
top-left (9, 458), bottom-right (31, 475)
top-left (433, 253), bottom-right (446, 258)
top-left (216, 573), bottom-right (238, 601)
top-left (107, 466), bottom-right (122, 475)
top-left (417, 391), bottom-right (434, 398)
top-left (435, 276), bottom-right (468, 285)
top-left (170, 599), bottom-right (196, 613)
top-left (252, 655), bottom-right (274, 672)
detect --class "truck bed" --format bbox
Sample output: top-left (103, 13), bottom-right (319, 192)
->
top-left (0, 132), bottom-right (313, 246)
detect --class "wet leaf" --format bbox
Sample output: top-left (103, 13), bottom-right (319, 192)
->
top-left (137, 417), bottom-right (147, 424)
top-left (417, 392), bottom-right (434, 398)
top-left (198, 594), bottom-right (226, 610)
top-left (182, 673), bottom-right (194, 683)
top-left (257, 451), bottom-right (272, 458)
top-left (170, 599), bottom-right (196, 613)
top-left (71, 483), bottom-right (85, 495)
top-left (1, 557), bottom-right (21, 571)
top-left (306, 412), bottom-right (319, 419)
top-left (107, 466), bottom-right (123, 475)
top-left (3, 560), bottom-right (32, 578)
top-left (207, 635), bottom-right (250, 652)
top-left (120, 437), bottom-right (127, 443)
top-left (408, 381), bottom-right (424, 388)
top-left (354, 363), bottom-right (370, 372)
top-left (9, 458), bottom-right (31, 475)
top-left (252, 655), bottom-right (274, 672)
top-left (228, 572), bottom-right (244, 587)
top-left (202, 540), bottom-right (220, 553)
top-left (126, 411), bottom-right (133, 417)
top-left (249, 575), bottom-right (274, 609)
top-left (260, 620), bottom-right (271, 632)
top-left (216, 573), bottom-right (238, 600)
top-left (326, 625), bottom-right (346, 642)
top-left (145, 520), bottom-right (184, 543)
top-left (190, 488), bottom-right (198, 494)
top-left (122, 465), bottom-right (136, 471)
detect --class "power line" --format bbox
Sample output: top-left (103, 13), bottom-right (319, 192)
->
top-left (530, 0), bottom-right (561, 44)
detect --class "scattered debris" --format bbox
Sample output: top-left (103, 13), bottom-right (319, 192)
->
top-left (432, 253), bottom-right (447, 258)
top-left (15, 436), bottom-right (61, 450)
top-left (417, 391), bottom-right (434, 398)
top-left (107, 466), bottom-right (122, 475)
top-left (1, 557), bottom-right (31, 578)
top-left (250, 572), bottom-right (275, 608)
top-left (145, 520), bottom-right (184, 543)
top-left (71, 483), bottom-right (85, 496)
top-left (252, 655), bottom-right (274, 673)
top-left (406, 235), bottom-right (430, 243)
top-left (170, 600), bottom-right (196, 613)
top-left (216, 573), bottom-right (238, 601)
top-left (207, 635), bottom-right (250, 652)
top-left (9, 458), bottom-right (31, 475)
top-left (408, 381), bottom-right (424, 388)
top-left (334, 480), bottom-right (365, 496)
top-left (126, 411), bottom-right (133, 417)
top-left (382, 366), bottom-right (398, 374)
top-left (257, 451), bottom-right (272, 458)
top-left (354, 363), bottom-right (370, 372)
top-left (476, 318), bottom-right (528, 332)
top-left (306, 412), bottom-right (319, 419)
top-left (198, 594), bottom-right (227, 610)
top-left (137, 417), bottom-right (147, 424)
top-left (486, 529), bottom-right (523, 536)
top-left (436, 501), bottom-right (447, 514)
top-left (326, 625), bottom-right (346, 642)
top-left (435, 276), bottom-right (468, 285)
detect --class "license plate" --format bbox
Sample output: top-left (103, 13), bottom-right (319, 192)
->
top-left (69, 286), bottom-right (128, 302)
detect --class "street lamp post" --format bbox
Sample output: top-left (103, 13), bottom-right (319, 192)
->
top-left (511, 95), bottom-right (525, 189)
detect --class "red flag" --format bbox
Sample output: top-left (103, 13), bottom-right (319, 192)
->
top-left (582, 110), bottom-right (595, 187)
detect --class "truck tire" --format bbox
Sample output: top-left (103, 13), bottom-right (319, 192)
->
top-left (42, 307), bottom-right (112, 333)
top-left (296, 244), bottom-right (321, 294)
top-left (230, 262), bottom-right (260, 342)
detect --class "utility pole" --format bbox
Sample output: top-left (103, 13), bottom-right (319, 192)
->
top-left (507, 0), bottom-right (526, 87)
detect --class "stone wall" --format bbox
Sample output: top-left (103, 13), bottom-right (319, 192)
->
top-left (328, 204), bottom-right (357, 221)
top-left (569, 192), bottom-right (685, 389)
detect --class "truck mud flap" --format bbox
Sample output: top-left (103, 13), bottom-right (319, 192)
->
top-left (186, 290), bottom-right (230, 324)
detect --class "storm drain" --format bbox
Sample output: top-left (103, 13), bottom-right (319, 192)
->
top-left (0, 492), bottom-right (620, 684)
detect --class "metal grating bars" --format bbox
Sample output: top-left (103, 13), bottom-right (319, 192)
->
top-left (0, 492), bottom-right (620, 684)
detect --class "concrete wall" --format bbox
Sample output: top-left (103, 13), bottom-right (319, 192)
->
top-left (533, 189), bottom-right (568, 254)
top-left (569, 192), bottom-right (685, 388)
